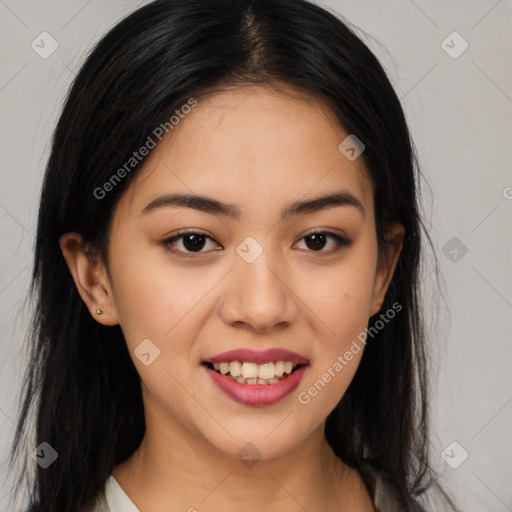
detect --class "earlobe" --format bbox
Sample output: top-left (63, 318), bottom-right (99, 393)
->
top-left (59, 232), bottom-right (119, 326)
top-left (370, 222), bottom-right (404, 317)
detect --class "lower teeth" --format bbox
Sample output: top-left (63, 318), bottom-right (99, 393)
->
top-left (232, 376), bottom-right (281, 385)
top-left (215, 371), bottom-right (286, 385)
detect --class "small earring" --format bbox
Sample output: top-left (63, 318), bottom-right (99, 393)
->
top-left (96, 309), bottom-right (103, 315)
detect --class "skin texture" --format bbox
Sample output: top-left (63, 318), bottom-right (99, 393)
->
top-left (60, 84), bottom-right (404, 512)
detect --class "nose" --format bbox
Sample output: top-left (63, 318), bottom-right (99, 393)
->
top-left (218, 252), bottom-right (298, 334)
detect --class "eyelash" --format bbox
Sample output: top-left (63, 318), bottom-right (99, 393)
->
top-left (161, 229), bottom-right (352, 257)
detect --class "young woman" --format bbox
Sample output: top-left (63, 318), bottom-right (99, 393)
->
top-left (10, 0), bottom-right (458, 510)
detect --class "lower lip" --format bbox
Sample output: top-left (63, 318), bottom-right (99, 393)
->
top-left (204, 365), bottom-right (307, 406)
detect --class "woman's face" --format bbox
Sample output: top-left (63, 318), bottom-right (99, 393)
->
top-left (68, 84), bottom-right (402, 462)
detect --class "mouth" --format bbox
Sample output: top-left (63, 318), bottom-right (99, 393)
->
top-left (201, 349), bottom-right (309, 406)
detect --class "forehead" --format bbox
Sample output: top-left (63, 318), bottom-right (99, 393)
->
top-left (118, 84), bottom-right (374, 220)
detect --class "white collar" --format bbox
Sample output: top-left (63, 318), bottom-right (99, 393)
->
top-left (105, 475), bottom-right (140, 512)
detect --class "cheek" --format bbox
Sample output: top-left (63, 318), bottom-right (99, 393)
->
top-left (306, 252), bottom-right (377, 345)
top-left (108, 242), bottom-right (220, 359)
top-left (296, 278), bottom-right (371, 414)
top-left (296, 241), bottom-right (376, 408)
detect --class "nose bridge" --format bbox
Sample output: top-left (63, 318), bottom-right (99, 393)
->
top-left (220, 237), bottom-right (297, 332)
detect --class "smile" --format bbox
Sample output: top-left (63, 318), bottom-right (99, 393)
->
top-left (202, 348), bottom-right (309, 406)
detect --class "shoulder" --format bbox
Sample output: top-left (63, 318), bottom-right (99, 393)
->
top-left (358, 459), bottom-right (427, 512)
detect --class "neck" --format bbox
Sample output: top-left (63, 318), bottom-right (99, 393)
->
top-left (112, 395), bottom-right (373, 511)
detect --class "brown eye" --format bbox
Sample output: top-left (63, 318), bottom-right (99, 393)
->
top-left (162, 231), bottom-right (221, 254)
top-left (180, 233), bottom-right (207, 252)
top-left (305, 233), bottom-right (328, 251)
top-left (296, 231), bottom-right (352, 253)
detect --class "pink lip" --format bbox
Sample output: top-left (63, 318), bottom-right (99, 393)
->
top-left (204, 364), bottom-right (308, 406)
top-left (204, 348), bottom-right (309, 364)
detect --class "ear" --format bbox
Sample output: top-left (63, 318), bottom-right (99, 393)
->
top-left (369, 222), bottom-right (405, 317)
top-left (59, 232), bottom-right (119, 326)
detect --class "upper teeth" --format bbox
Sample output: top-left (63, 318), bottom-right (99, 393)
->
top-left (213, 361), bottom-right (297, 379)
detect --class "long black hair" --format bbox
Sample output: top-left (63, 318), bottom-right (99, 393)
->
top-left (9, 0), bottom-right (456, 510)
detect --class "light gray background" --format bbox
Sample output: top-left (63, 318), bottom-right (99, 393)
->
top-left (1, 1), bottom-right (511, 510)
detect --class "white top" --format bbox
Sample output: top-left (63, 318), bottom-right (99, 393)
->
top-left (105, 475), bottom-right (140, 512)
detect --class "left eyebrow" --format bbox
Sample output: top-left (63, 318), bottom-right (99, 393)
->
top-left (141, 191), bottom-right (365, 219)
top-left (281, 191), bottom-right (365, 219)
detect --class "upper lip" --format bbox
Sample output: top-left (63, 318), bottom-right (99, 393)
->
top-left (204, 348), bottom-right (309, 365)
